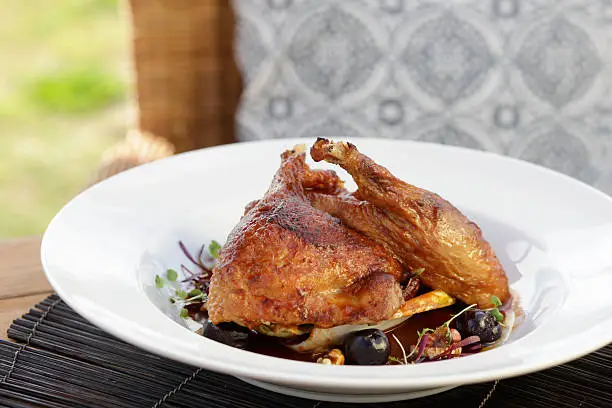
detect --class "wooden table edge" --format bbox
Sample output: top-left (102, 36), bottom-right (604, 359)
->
top-left (0, 236), bottom-right (53, 340)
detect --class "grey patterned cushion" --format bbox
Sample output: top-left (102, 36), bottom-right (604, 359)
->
top-left (233, 0), bottom-right (612, 194)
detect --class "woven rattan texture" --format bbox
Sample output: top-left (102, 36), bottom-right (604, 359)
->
top-left (128, 0), bottom-right (241, 152)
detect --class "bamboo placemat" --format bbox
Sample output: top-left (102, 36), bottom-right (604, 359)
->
top-left (0, 295), bottom-right (610, 408)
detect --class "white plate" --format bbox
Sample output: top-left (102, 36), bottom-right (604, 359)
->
top-left (41, 138), bottom-right (612, 402)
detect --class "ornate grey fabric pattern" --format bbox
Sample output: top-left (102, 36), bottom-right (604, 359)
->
top-left (232, 0), bottom-right (612, 194)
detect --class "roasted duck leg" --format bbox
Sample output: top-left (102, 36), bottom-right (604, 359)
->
top-left (208, 146), bottom-right (406, 330)
top-left (309, 138), bottom-right (510, 308)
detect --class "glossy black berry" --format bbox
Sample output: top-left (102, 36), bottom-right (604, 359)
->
top-left (455, 310), bottom-right (502, 343)
top-left (344, 329), bottom-right (390, 365)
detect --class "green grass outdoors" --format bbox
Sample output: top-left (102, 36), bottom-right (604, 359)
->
top-left (0, 0), bottom-right (128, 238)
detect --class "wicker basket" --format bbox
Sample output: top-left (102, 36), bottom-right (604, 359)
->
top-left (129, 0), bottom-right (241, 152)
top-left (95, 0), bottom-right (241, 183)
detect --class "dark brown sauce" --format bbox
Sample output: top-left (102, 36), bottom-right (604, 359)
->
top-left (190, 295), bottom-right (505, 363)
top-left (385, 306), bottom-right (459, 359)
top-left (249, 334), bottom-right (317, 362)
top-left (246, 305), bottom-right (462, 363)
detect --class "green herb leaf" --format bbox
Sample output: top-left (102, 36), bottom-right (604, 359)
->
top-left (169, 297), bottom-right (176, 304)
top-left (490, 295), bottom-right (502, 307)
top-left (188, 288), bottom-right (203, 298)
top-left (388, 356), bottom-right (404, 365)
top-left (166, 269), bottom-right (178, 282)
top-left (417, 328), bottom-right (433, 338)
top-left (179, 308), bottom-right (189, 319)
top-left (412, 267), bottom-right (425, 277)
top-left (175, 289), bottom-right (188, 299)
top-left (209, 240), bottom-right (222, 259)
top-left (155, 275), bottom-right (165, 289)
top-left (490, 308), bottom-right (504, 323)
top-left (184, 292), bottom-right (207, 304)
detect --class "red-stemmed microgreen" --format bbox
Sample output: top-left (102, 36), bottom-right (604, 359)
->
top-left (155, 240), bottom-right (222, 318)
top-left (177, 240), bottom-right (220, 295)
top-left (391, 303), bottom-right (478, 364)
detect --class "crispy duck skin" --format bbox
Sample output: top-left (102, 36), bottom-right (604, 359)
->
top-left (309, 138), bottom-right (510, 308)
top-left (207, 147), bottom-right (404, 330)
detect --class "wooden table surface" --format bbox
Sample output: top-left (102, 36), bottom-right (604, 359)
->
top-left (0, 237), bottom-right (52, 340)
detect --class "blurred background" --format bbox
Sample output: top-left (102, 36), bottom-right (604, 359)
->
top-left (3, 0), bottom-right (611, 238)
top-left (0, 0), bottom-right (128, 238)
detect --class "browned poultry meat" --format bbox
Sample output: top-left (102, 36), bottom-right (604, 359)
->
top-left (309, 138), bottom-right (510, 308)
top-left (207, 146), bottom-right (405, 330)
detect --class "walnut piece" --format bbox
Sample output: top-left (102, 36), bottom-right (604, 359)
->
top-left (316, 348), bottom-right (345, 365)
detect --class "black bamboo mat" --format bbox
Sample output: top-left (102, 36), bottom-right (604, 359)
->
top-left (0, 295), bottom-right (610, 408)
